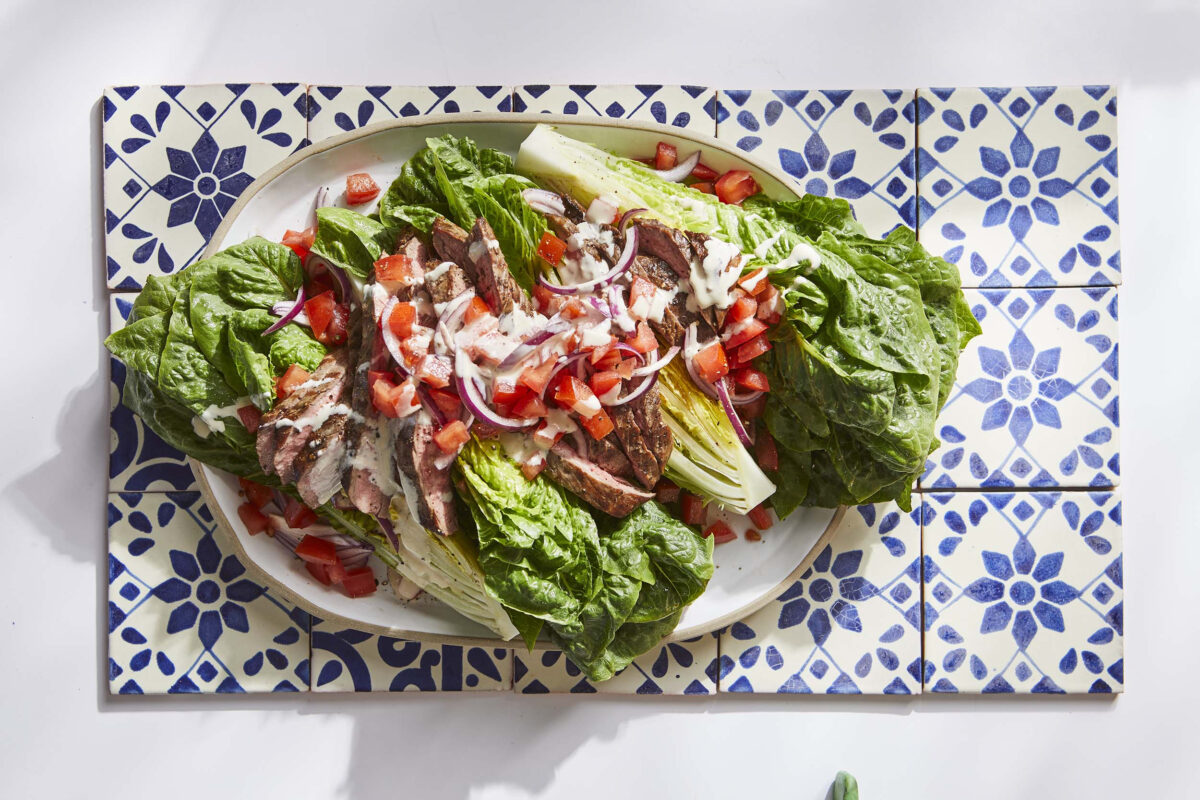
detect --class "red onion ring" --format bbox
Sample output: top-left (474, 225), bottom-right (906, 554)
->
top-left (416, 384), bottom-right (448, 426)
top-left (632, 345), bottom-right (680, 377)
top-left (618, 208), bottom-right (648, 233)
top-left (522, 188), bottom-right (566, 216)
top-left (456, 375), bottom-right (530, 431)
top-left (606, 371), bottom-right (658, 407)
top-left (264, 287), bottom-right (307, 335)
top-left (379, 296), bottom-right (410, 373)
top-left (715, 378), bottom-right (753, 447)
top-left (654, 150), bottom-right (701, 183)
top-left (728, 388), bottom-right (765, 406)
top-left (375, 516), bottom-right (400, 552)
top-left (536, 227), bottom-right (640, 296)
top-left (539, 351), bottom-right (591, 399)
top-left (496, 317), bottom-right (571, 369)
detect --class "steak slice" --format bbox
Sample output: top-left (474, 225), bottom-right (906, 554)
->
top-left (587, 434), bottom-right (635, 480)
top-left (609, 401), bottom-right (660, 489)
top-left (466, 218), bottom-right (533, 315)
top-left (431, 217), bottom-right (470, 267)
top-left (560, 192), bottom-right (587, 223)
top-left (393, 417), bottom-right (458, 535)
top-left (629, 255), bottom-right (718, 347)
top-left (343, 297), bottom-right (392, 517)
top-left (258, 350), bottom-right (351, 483)
top-left (424, 260), bottom-right (471, 305)
top-left (635, 219), bottom-right (697, 280)
top-left (294, 408), bottom-right (354, 507)
top-left (545, 442), bottom-right (653, 518)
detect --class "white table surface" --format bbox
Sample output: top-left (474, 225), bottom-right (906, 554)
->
top-left (2, 1), bottom-right (1198, 797)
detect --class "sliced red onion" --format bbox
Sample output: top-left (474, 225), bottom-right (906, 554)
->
top-left (715, 378), bottom-right (753, 447)
top-left (264, 287), bottom-right (307, 335)
top-left (606, 372), bottom-right (658, 407)
top-left (379, 296), bottom-right (410, 374)
top-left (586, 195), bottom-right (618, 224)
top-left (587, 296), bottom-right (612, 318)
top-left (632, 345), bottom-right (680, 377)
top-left (654, 150), bottom-right (701, 183)
top-left (612, 342), bottom-right (646, 363)
top-left (497, 317), bottom-right (571, 369)
top-left (683, 323), bottom-right (719, 399)
top-left (618, 208), bottom-right (648, 233)
top-left (457, 375), bottom-right (530, 431)
top-left (608, 285), bottom-right (637, 333)
top-left (539, 351), bottom-right (591, 399)
top-left (434, 289), bottom-right (477, 355)
top-left (417, 384), bottom-right (448, 426)
top-left (728, 388), bottom-right (765, 406)
top-left (522, 188), bottom-right (566, 216)
top-left (376, 516), bottom-right (400, 552)
top-left (536, 227), bottom-right (640, 296)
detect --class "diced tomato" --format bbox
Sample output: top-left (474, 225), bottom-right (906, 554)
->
top-left (295, 534), bottom-right (338, 565)
top-left (756, 429), bottom-right (779, 471)
top-left (681, 492), bottom-right (706, 526)
top-left (415, 354), bottom-right (452, 388)
top-left (692, 342), bottom-right (730, 383)
top-left (275, 364), bottom-right (311, 399)
top-left (325, 559), bottom-right (348, 585)
top-left (733, 334), bottom-right (772, 365)
top-left (691, 162), bottom-right (720, 181)
top-left (553, 375), bottom-right (600, 418)
top-left (615, 358), bottom-right (636, 380)
top-left (371, 375), bottom-right (400, 418)
top-left (745, 529), bottom-right (763, 542)
top-left (345, 172), bottom-right (380, 205)
top-left (655, 141), bottom-right (678, 171)
top-left (237, 502), bottom-right (270, 535)
top-left (635, 157), bottom-right (655, 166)
top-left (512, 392), bottom-right (548, 419)
top-left (590, 343), bottom-right (621, 370)
top-left (655, 479), bottom-right (681, 504)
top-left (726, 293), bottom-right (758, 324)
top-left (627, 275), bottom-right (656, 319)
top-left (537, 232), bottom-right (567, 266)
top-left (305, 290), bottom-right (349, 345)
top-left (385, 301), bottom-right (415, 341)
top-left (238, 478), bottom-right (273, 509)
top-left (341, 566), bottom-right (377, 598)
top-left (531, 421), bottom-right (564, 449)
top-left (704, 520), bottom-right (738, 544)
top-left (533, 283), bottom-right (561, 314)
top-left (738, 267), bottom-right (769, 296)
top-left (691, 181), bottom-right (715, 195)
top-left (433, 420), bottom-right (471, 454)
top-left (580, 408), bottom-right (615, 440)
top-left (560, 296), bottom-right (588, 319)
top-left (305, 560), bottom-right (332, 586)
top-left (733, 367), bottom-right (770, 392)
top-left (521, 460), bottom-right (545, 481)
top-left (715, 170), bottom-right (761, 205)
top-left (463, 296), bottom-right (492, 324)
top-left (748, 503), bottom-right (773, 530)
top-left (374, 254), bottom-right (418, 291)
top-left (283, 496), bottom-right (319, 529)
top-left (723, 318), bottom-right (769, 350)
top-left (756, 283), bottom-right (783, 324)
top-left (236, 404), bottom-right (261, 433)
top-left (739, 393), bottom-right (767, 419)
top-left (518, 358), bottom-right (558, 396)
top-left (589, 370), bottom-right (622, 398)
top-left (401, 333), bottom-right (431, 365)
top-left (427, 387), bottom-right (462, 417)
top-left (281, 227), bottom-right (315, 261)
top-left (625, 321), bottom-right (658, 354)
top-left (492, 375), bottom-right (522, 408)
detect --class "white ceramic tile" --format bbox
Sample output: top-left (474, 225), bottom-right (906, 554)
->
top-left (915, 86), bottom-right (1120, 288)
top-left (108, 492), bottom-right (311, 694)
top-left (718, 503), bottom-right (922, 694)
top-left (920, 490), bottom-right (1123, 693)
top-left (306, 84), bottom-right (513, 143)
top-left (715, 89), bottom-right (916, 237)
top-left (511, 635), bottom-right (719, 695)
top-left (513, 84), bottom-right (717, 134)
top-left (102, 84), bottom-right (308, 289)
top-left (923, 286), bottom-right (1119, 491)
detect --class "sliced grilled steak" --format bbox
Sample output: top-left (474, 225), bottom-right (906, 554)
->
top-left (424, 260), bottom-right (471, 304)
top-left (635, 219), bottom-right (697, 279)
top-left (343, 295), bottom-right (392, 517)
top-left (560, 192), bottom-right (586, 223)
top-left (294, 406), bottom-right (354, 507)
top-left (587, 434), bottom-right (635, 480)
top-left (393, 419), bottom-right (458, 535)
top-left (630, 382), bottom-right (673, 469)
top-left (431, 217), bottom-right (470, 267)
top-left (545, 442), bottom-right (653, 518)
top-left (545, 213), bottom-right (577, 243)
top-left (609, 401), bottom-right (660, 489)
top-left (629, 255), bottom-right (718, 347)
top-left (466, 218), bottom-right (534, 315)
top-left (258, 350), bottom-right (352, 484)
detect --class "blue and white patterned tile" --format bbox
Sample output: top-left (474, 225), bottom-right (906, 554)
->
top-left (715, 90), bottom-right (917, 237)
top-left (307, 85), bottom-right (513, 143)
top-left (512, 85), bottom-right (717, 134)
top-left (915, 86), bottom-right (1120, 288)
top-left (923, 286), bottom-right (1119, 491)
top-left (718, 504), bottom-right (923, 694)
top-left (108, 294), bottom-right (196, 492)
top-left (920, 490), bottom-right (1123, 694)
top-left (310, 624), bottom-right (511, 692)
top-left (512, 634), bottom-right (719, 695)
top-left (108, 491), bottom-right (311, 694)
top-left (102, 83), bottom-right (308, 290)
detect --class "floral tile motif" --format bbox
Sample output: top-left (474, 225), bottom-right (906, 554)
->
top-left (108, 294), bottom-right (196, 492)
top-left (923, 286), bottom-right (1119, 491)
top-left (306, 85), bottom-right (513, 143)
top-left (511, 635), bottom-right (719, 695)
top-left (920, 490), bottom-right (1123, 693)
top-left (310, 623), bottom-right (511, 692)
top-left (102, 84), bottom-right (308, 290)
top-left (915, 86), bottom-right (1120, 288)
top-left (108, 491), bottom-right (311, 694)
top-left (718, 504), bottom-right (922, 694)
top-left (512, 85), bottom-right (718, 134)
top-left (715, 90), bottom-right (917, 237)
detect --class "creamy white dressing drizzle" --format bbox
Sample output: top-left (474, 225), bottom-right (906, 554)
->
top-left (753, 230), bottom-right (785, 260)
top-left (424, 261), bottom-right (454, 282)
top-left (687, 237), bottom-right (742, 311)
top-left (192, 399), bottom-right (248, 437)
top-left (645, 286), bottom-right (678, 323)
top-left (273, 402), bottom-right (362, 431)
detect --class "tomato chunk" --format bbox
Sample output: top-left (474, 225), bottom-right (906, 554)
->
top-left (433, 420), bottom-right (471, 454)
top-left (691, 181), bottom-right (715, 195)
top-left (723, 318), bottom-right (769, 350)
top-left (295, 534), bottom-right (338, 565)
top-left (554, 375), bottom-right (601, 418)
top-left (745, 529), bottom-right (763, 542)
top-left (560, 297), bottom-right (588, 319)
top-left (236, 404), bottom-right (261, 433)
top-left (627, 275), bottom-right (656, 319)
top-left (681, 492), bottom-right (706, 526)
top-left (580, 408), bottom-right (615, 440)
top-left (533, 283), bottom-right (561, 314)
top-left (654, 479), bottom-right (681, 504)
top-left (341, 567), bottom-right (377, 598)
top-left (726, 293), bottom-right (758, 324)
top-left (416, 354), bottom-right (452, 388)
top-left (704, 520), bottom-right (737, 544)
top-left (283, 496), bottom-right (319, 529)
top-left (237, 502), bottom-right (270, 535)
top-left (275, 364), bottom-right (311, 399)
top-left (492, 375), bottom-right (522, 408)
top-left (238, 478), bottom-right (273, 509)
top-left (733, 367), bottom-right (770, 392)
top-left (427, 387), bottom-right (462, 417)
top-left (756, 429), bottom-right (779, 471)
top-left (537, 232), bottom-right (567, 266)
top-left (738, 267), bottom-right (769, 296)
top-left (748, 504), bottom-right (773, 530)
top-left (715, 170), bottom-right (761, 205)
top-left (463, 296), bottom-right (492, 324)
top-left (305, 290), bottom-right (349, 345)
top-left (345, 172), bottom-right (380, 205)
top-left (282, 227), bottom-right (315, 261)
top-left (374, 254), bottom-right (418, 292)
top-left (691, 162), bottom-right (720, 181)
top-left (305, 560), bottom-right (332, 586)
top-left (655, 141), bottom-right (678, 171)
top-left (625, 321), bottom-right (658, 354)
top-left (521, 460), bottom-right (545, 481)
top-left (512, 392), bottom-right (548, 419)
top-left (692, 342), bottom-right (730, 383)
top-left (615, 358), bottom-right (636, 380)
top-left (590, 343), bottom-right (621, 369)
top-left (589, 370), bottom-right (621, 398)
top-left (733, 334), bottom-right (772, 365)
top-left (370, 375), bottom-right (400, 418)
top-left (756, 283), bottom-right (783, 324)
top-left (517, 358), bottom-right (558, 396)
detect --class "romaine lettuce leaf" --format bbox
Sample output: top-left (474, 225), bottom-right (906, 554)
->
top-left (310, 207), bottom-right (398, 280)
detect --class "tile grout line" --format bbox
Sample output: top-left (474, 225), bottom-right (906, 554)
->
top-left (918, 487), bottom-right (928, 694)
